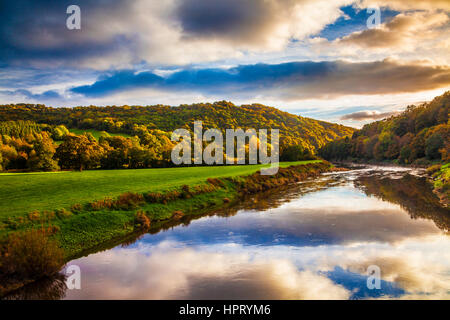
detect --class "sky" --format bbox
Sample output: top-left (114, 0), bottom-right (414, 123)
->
top-left (0, 0), bottom-right (449, 128)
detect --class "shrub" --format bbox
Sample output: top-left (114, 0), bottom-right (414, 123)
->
top-left (115, 192), bottom-right (144, 210)
top-left (70, 203), bottom-right (83, 213)
top-left (28, 211), bottom-right (40, 222)
top-left (1, 229), bottom-right (65, 279)
top-left (171, 211), bottom-right (184, 220)
top-left (180, 185), bottom-right (192, 199)
top-left (134, 211), bottom-right (151, 230)
top-left (144, 192), bottom-right (164, 203)
top-left (89, 197), bottom-right (114, 210)
top-left (207, 178), bottom-right (224, 187)
top-left (56, 208), bottom-right (72, 219)
top-left (426, 164), bottom-right (442, 175)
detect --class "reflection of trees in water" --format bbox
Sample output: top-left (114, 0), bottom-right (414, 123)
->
top-left (120, 176), bottom-right (344, 247)
top-left (2, 274), bottom-right (67, 300)
top-left (150, 176), bottom-right (343, 231)
top-left (355, 174), bottom-right (450, 232)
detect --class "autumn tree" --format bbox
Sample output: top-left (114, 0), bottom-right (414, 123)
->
top-left (55, 134), bottom-right (105, 171)
top-left (27, 132), bottom-right (59, 171)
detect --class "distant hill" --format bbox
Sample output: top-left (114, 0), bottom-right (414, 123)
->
top-left (0, 101), bottom-right (354, 153)
top-left (319, 91), bottom-right (449, 165)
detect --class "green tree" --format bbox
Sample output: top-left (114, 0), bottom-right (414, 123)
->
top-left (425, 133), bottom-right (444, 160)
top-left (281, 145), bottom-right (315, 161)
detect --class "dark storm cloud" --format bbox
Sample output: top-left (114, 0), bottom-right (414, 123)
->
top-left (340, 110), bottom-right (399, 121)
top-left (176, 0), bottom-right (276, 42)
top-left (0, 0), bottom-right (136, 67)
top-left (70, 59), bottom-right (450, 99)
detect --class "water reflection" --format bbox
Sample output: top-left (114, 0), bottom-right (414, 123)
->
top-left (7, 166), bottom-right (450, 300)
top-left (2, 274), bottom-right (67, 300)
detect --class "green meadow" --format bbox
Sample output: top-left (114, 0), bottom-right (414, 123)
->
top-left (0, 161), bottom-right (320, 220)
top-left (68, 128), bottom-right (131, 140)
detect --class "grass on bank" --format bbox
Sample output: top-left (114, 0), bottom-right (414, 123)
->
top-left (428, 162), bottom-right (450, 206)
top-left (0, 161), bottom-right (321, 220)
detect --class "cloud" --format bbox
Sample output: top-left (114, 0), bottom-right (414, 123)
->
top-left (327, 241), bottom-right (450, 299)
top-left (63, 233), bottom-right (450, 299)
top-left (0, 89), bottom-right (62, 100)
top-left (65, 246), bottom-right (351, 299)
top-left (359, 0), bottom-right (450, 11)
top-left (176, 0), bottom-right (351, 47)
top-left (70, 59), bottom-right (450, 99)
top-left (0, 0), bottom-right (355, 69)
top-left (340, 110), bottom-right (399, 120)
top-left (337, 11), bottom-right (449, 49)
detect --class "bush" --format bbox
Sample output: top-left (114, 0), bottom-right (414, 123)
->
top-left (71, 203), bottom-right (83, 213)
top-left (144, 192), bottom-right (164, 203)
top-left (426, 164), bottom-right (442, 175)
top-left (134, 211), bottom-right (151, 230)
top-left (56, 208), bottom-right (72, 219)
top-left (1, 229), bottom-right (65, 279)
top-left (89, 197), bottom-right (114, 210)
top-left (171, 211), bottom-right (184, 220)
top-left (180, 185), bottom-right (192, 199)
top-left (115, 192), bottom-right (144, 210)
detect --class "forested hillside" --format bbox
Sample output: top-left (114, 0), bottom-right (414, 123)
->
top-left (0, 101), bottom-right (353, 152)
top-left (0, 101), bottom-right (353, 172)
top-left (319, 92), bottom-right (449, 165)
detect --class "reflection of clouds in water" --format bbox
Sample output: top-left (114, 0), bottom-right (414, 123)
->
top-left (65, 245), bottom-right (350, 300)
top-left (66, 235), bottom-right (450, 300)
top-left (312, 235), bottom-right (450, 299)
top-left (154, 188), bottom-right (440, 246)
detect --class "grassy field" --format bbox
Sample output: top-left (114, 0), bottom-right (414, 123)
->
top-left (68, 128), bottom-right (131, 140)
top-left (0, 161), bottom-right (321, 219)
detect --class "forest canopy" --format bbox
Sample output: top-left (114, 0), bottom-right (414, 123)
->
top-left (0, 101), bottom-right (354, 172)
top-left (319, 91), bottom-right (450, 165)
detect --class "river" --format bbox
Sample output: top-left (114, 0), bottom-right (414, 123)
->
top-left (6, 165), bottom-right (450, 299)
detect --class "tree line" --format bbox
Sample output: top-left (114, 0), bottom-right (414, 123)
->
top-left (0, 120), bottom-right (317, 172)
top-left (0, 121), bottom-right (174, 171)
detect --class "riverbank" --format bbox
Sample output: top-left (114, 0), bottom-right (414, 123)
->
top-left (427, 163), bottom-right (450, 207)
top-left (0, 160), bottom-right (334, 296)
top-left (335, 160), bottom-right (449, 206)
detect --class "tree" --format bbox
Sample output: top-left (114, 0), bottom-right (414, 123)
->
top-left (27, 132), bottom-right (59, 171)
top-left (55, 134), bottom-right (105, 171)
top-left (280, 145), bottom-right (315, 161)
top-left (99, 136), bottom-right (135, 169)
top-left (425, 132), bottom-right (444, 160)
top-left (51, 125), bottom-right (69, 141)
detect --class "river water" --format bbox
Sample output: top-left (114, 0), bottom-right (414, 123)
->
top-left (8, 166), bottom-right (450, 299)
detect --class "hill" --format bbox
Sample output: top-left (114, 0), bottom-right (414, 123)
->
top-left (0, 101), bottom-right (354, 154)
top-left (319, 91), bottom-right (449, 165)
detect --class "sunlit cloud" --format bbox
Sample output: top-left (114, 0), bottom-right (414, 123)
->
top-left (340, 110), bottom-right (399, 121)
